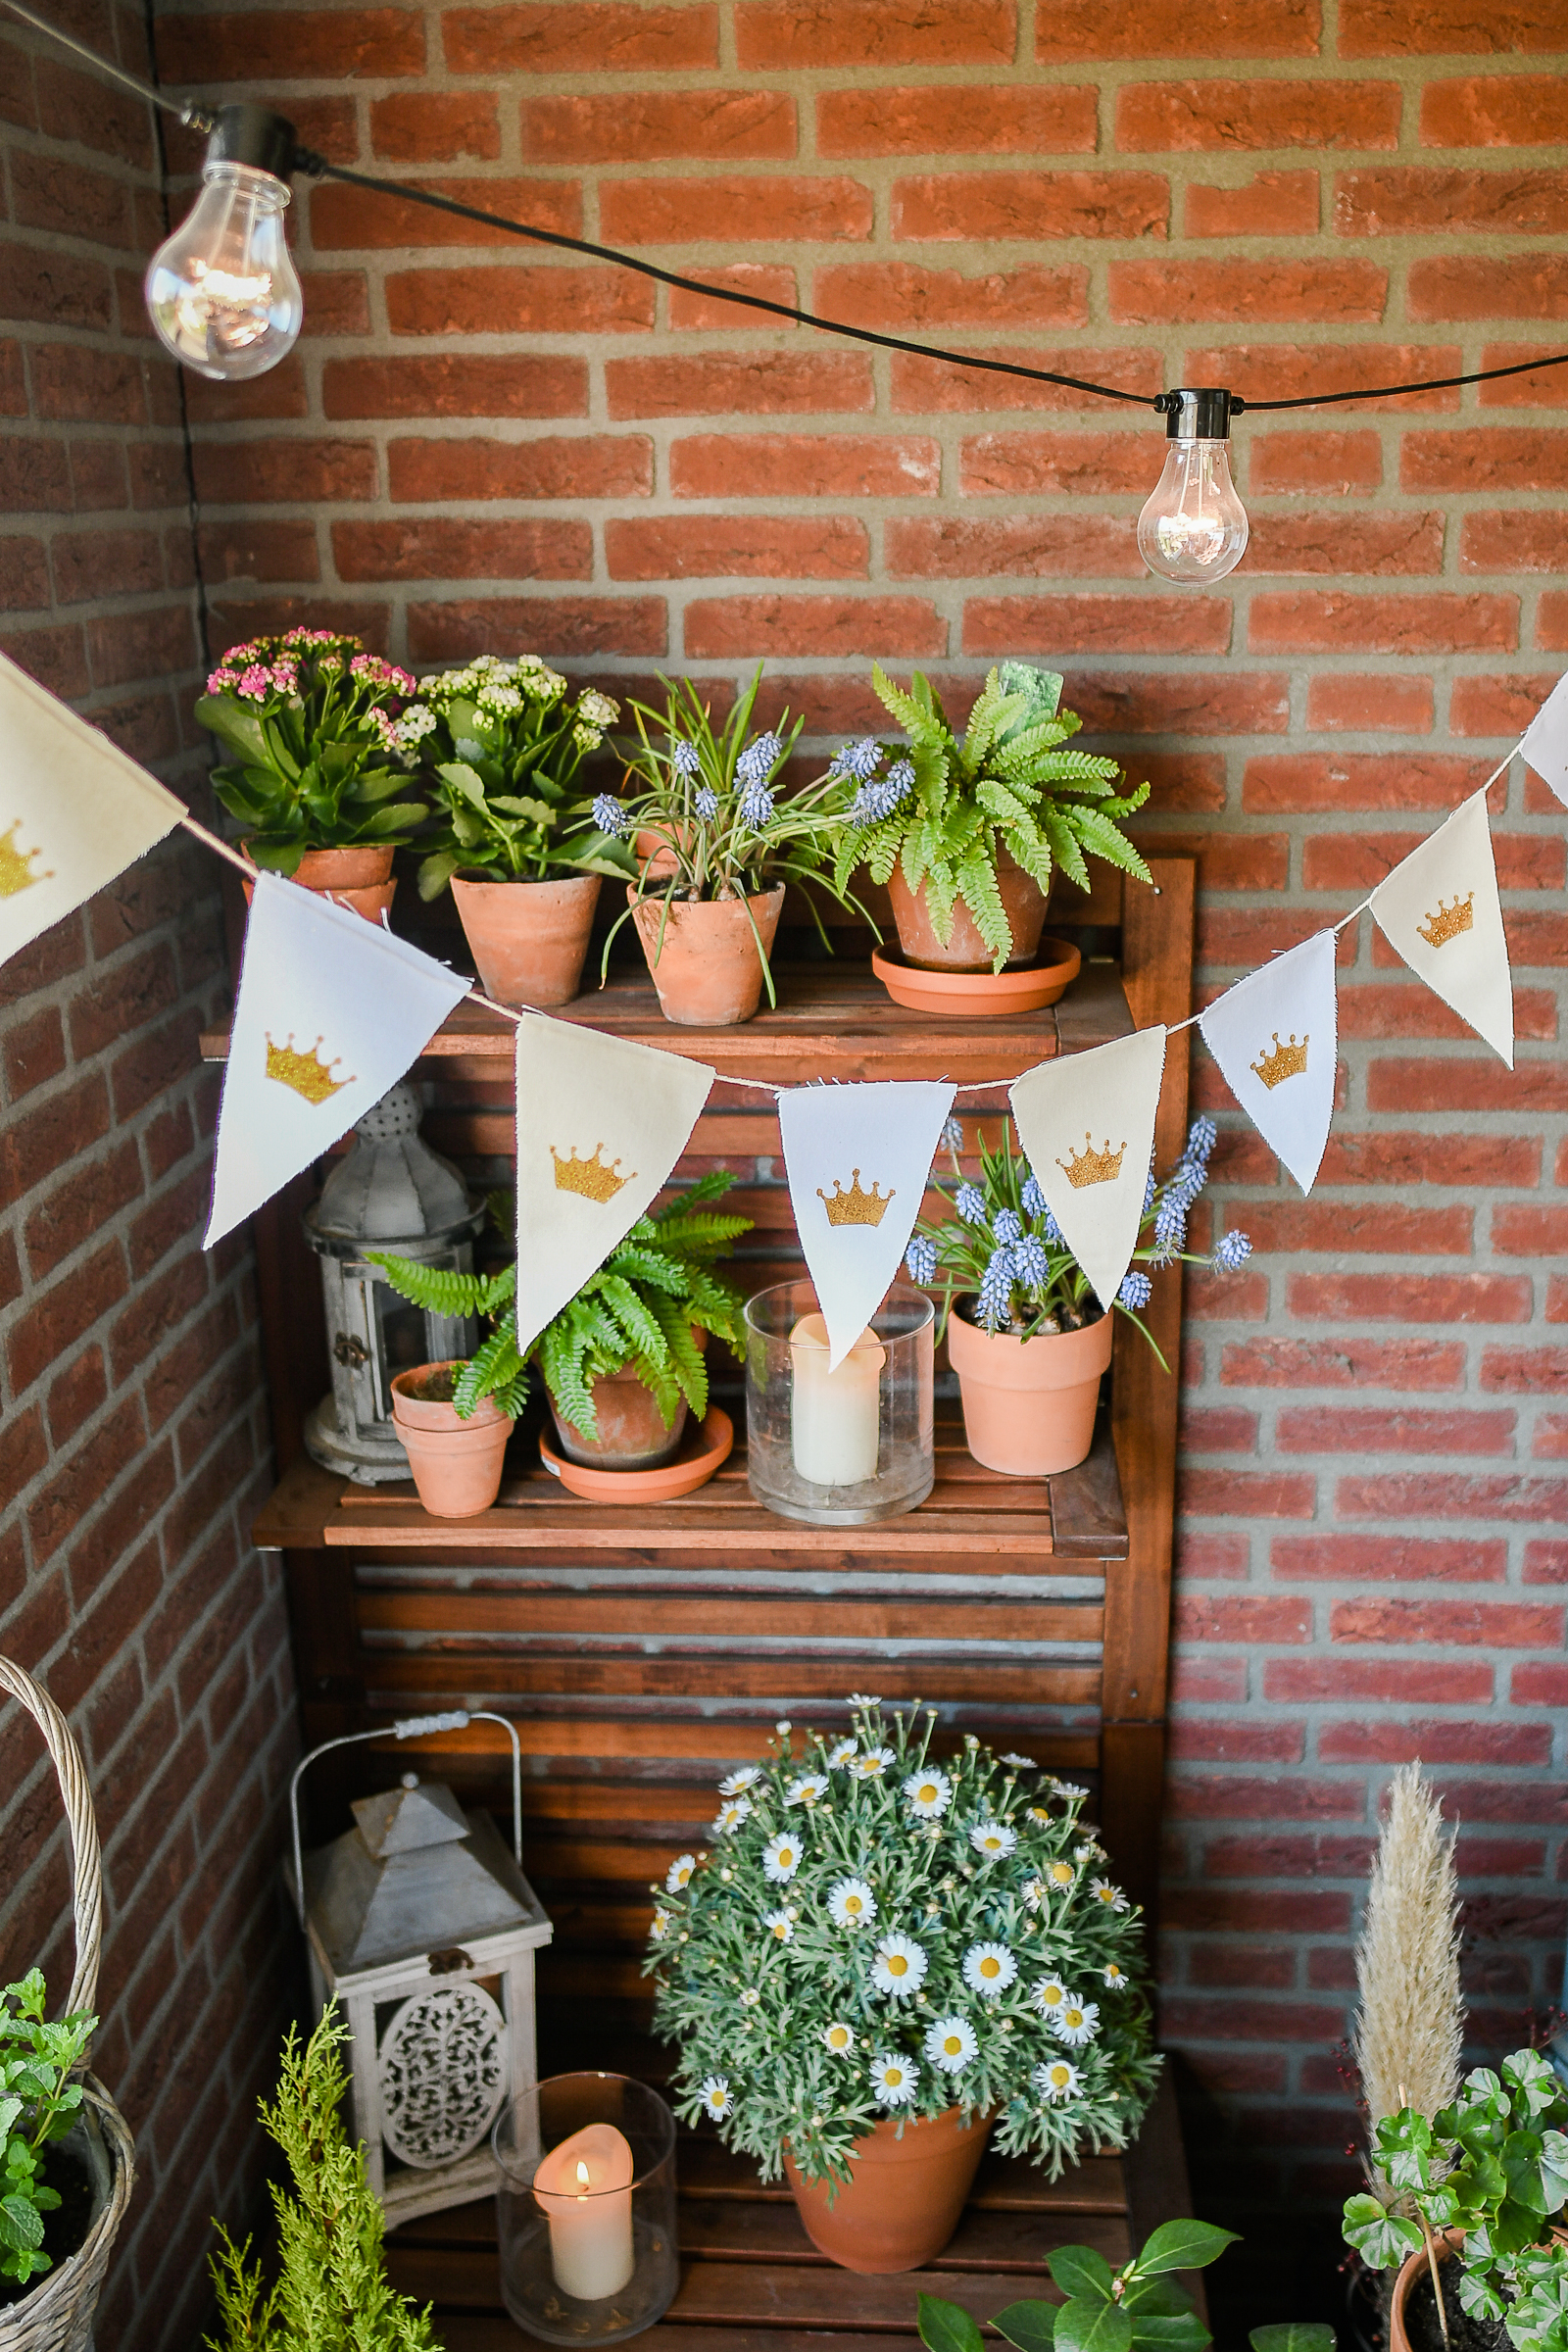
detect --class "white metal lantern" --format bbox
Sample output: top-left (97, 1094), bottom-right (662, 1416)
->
top-left (288, 1708), bottom-right (553, 2225)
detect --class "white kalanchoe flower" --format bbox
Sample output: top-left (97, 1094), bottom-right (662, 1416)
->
top-left (578, 689), bottom-right (619, 727)
top-left (969, 1820), bottom-right (1018, 1860)
top-left (712, 1798), bottom-right (753, 1837)
top-left (828, 1877), bottom-right (877, 1931)
top-left (1034, 2058), bottom-right (1085, 2105)
top-left (763, 1830), bottom-right (803, 1884)
top-left (1001, 1752), bottom-right (1038, 1771)
top-left (871, 1933), bottom-right (929, 1998)
top-left (650, 1905), bottom-right (673, 1941)
top-left (1053, 1998), bottom-right (1101, 2047)
top-left (923, 2015), bottom-right (978, 2076)
top-left (854, 1745), bottom-right (897, 1780)
top-left (826, 1738), bottom-right (858, 1770)
top-left (1102, 1961), bottom-right (1129, 1991)
top-left (787, 1773), bottom-right (829, 1807)
top-left (719, 1766), bottom-right (760, 1797)
top-left (1092, 1879), bottom-right (1130, 1913)
top-left (700, 2075), bottom-right (733, 2121)
top-left (762, 1908), bottom-right (794, 1943)
top-left (963, 1941), bottom-right (1018, 1996)
top-left (1033, 1977), bottom-right (1068, 2018)
top-left (822, 2021), bottom-right (856, 2056)
top-left (479, 683), bottom-right (523, 713)
top-left (904, 1768), bottom-right (953, 1819)
top-left (666, 1853), bottom-right (697, 1892)
top-left (870, 2053), bottom-right (918, 2108)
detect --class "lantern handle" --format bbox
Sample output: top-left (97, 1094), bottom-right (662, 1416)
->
top-left (288, 1708), bottom-right (523, 1932)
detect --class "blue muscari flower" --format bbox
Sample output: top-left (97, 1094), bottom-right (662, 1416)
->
top-left (832, 735), bottom-right (883, 782)
top-left (1020, 1173), bottom-right (1046, 1218)
top-left (992, 1207), bottom-right (1022, 1246)
top-left (1117, 1270), bottom-right (1152, 1312)
top-left (670, 738), bottom-right (701, 775)
top-left (739, 780), bottom-right (775, 830)
top-left (976, 1246), bottom-right (1017, 1331)
top-left (956, 1182), bottom-right (987, 1226)
top-left (1012, 1233), bottom-right (1049, 1290)
top-left (851, 759), bottom-right (916, 826)
top-left (940, 1114), bottom-right (964, 1153)
top-left (736, 731), bottom-right (783, 785)
top-left (592, 794), bottom-right (628, 838)
top-left (905, 1235), bottom-right (938, 1287)
top-left (1211, 1230), bottom-right (1252, 1273)
top-left (1149, 1196), bottom-right (1187, 1269)
top-left (1143, 1167), bottom-right (1156, 1212)
top-left (694, 786), bottom-right (719, 819)
top-left (1187, 1114), bottom-right (1217, 1162)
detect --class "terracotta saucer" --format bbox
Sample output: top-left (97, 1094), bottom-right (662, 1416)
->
top-left (538, 1407), bottom-right (733, 1501)
top-left (871, 935), bottom-right (1082, 1016)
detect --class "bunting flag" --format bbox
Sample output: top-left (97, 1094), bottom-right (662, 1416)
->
top-left (778, 1080), bottom-right (956, 1367)
top-left (206, 873), bottom-right (471, 1249)
top-left (1009, 1025), bottom-right (1168, 1312)
top-left (1200, 929), bottom-right (1338, 1196)
top-left (1520, 670), bottom-right (1568, 808)
top-left (512, 1013), bottom-right (714, 1355)
top-left (0, 651), bottom-right (186, 970)
top-left (1370, 789), bottom-right (1513, 1068)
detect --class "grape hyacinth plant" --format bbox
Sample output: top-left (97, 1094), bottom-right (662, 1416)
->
top-left (644, 1698), bottom-right (1158, 2191)
top-left (195, 629), bottom-right (430, 875)
top-left (904, 1119), bottom-right (1250, 1370)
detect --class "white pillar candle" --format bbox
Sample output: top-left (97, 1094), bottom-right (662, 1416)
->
top-left (532, 2121), bottom-right (635, 2301)
top-left (789, 1313), bottom-right (884, 1487)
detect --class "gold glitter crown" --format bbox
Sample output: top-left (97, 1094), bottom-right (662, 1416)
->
top-left (1250, 1031), bottom-right (1308, 1090)
top-left (1055, 1132), bottom-right (1126, 1190)
top-left (265, 1032), bottom-right (353, 1105)
top-left (817, 1169), bottom-right (895, 1228)
top-left (0, 820), bottom-right (49, 900)
top-left (551, 1143), bottom-right (632, 1202)
top-left (1417, 893), bottom-right (1474, 950)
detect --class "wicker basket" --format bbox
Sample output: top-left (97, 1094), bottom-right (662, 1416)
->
top-left (0, 1657), bottom-right (135, 2352)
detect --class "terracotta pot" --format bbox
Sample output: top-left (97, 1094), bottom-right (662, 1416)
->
top-left (390, 1361), bottom-right (514, 1518)
top-left (631, 884), bottom-right (785, 1026)
top-left (242, 841), bottom-right (397, 924)
top-left (550, 1364), bottom-right (689, 1471)
top-left (1390, 2230), bottom-right (1464, 2352)
top-left (452, 871), bottom-right (601, 1008)
top-left (784, 2105), bottom-right (991, 2275)
top-left (887, 851), bottom-right (1048, 972)
top-left (947, 1304), bottom-right (1113, 1476)
top-left (635, 823), bottom-right (690, 881)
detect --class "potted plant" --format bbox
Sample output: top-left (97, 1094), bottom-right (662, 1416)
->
top-left (644, 1697), bottom-right (1159, 2275)
top-left (596, 668), bottom-right (869, 1027)
top-left (411, 655), bottom-right (635, 1007)
top-left (0, 1969), bottom-right (101, 2336)
top-left (359, 1250), bottom-right (525, 1520)
top-left (825, 662), bottom-right (1151, 1002)
top-left (902, 1116), bottom-right (1251, 1477)
top-left (195, 630), bottom-right (430, 918)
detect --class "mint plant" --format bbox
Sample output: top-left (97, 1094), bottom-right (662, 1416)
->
top-left (0, 1969), bottom-right (96, 2288)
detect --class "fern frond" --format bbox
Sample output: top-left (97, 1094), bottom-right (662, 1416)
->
top-left (597, 1273), bottom-right (669, 1363)
top-left (974, 777), bottom-right (1039, 832)
top-left (540, 1316), bottom-right (599, 1437)
top-left (959, 667), bottom-right (1006, 765)
top-left (660, 1165), bottom-right (738, 1214)
top-left (871, 662), bottom-right (926, 736)
top-left (1067, 804), bottom-right (1154, 882)
top-left (454, 1318), bottom-right (524, 1418)
top-left (956, 846), bottom-right (1013, 968)
top-left (365, 1253), bottom-right (494, 1317)
top-left (649, 1292), bottom-right (710, 1418)
top-left (641, 1212), bottom-right (751, 1257)
top-left (1044, 806), bottom-right (1092, 893)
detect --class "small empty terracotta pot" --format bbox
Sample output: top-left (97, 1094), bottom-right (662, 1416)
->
top-left (631, 884), bottom-right (785, 1026)
top-left (887, 851), bottom-right (1048, 971)
top-left (947, 1306), bottom-right (1113, 1476)
top-left (784, 2106), bottom-right (991, 2275)
top-left (242, 842), bottom-right (397, 924)
top-left (452, 871), bottom-right (601, 1007)
top-left (551, 1365), bottom-right (688, 1470)
top-left (390, 1362), bottom-right (514, 1517)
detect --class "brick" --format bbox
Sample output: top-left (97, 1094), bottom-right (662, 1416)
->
top-left (959, 430), bottom-right (1153, 497)
top-left (892, 344), bottom-right (1161, 414)
top-left (1304, 673), bottom-right (1434, 731)
top-left (1110, 259), bottom-right (1385, 324)
top-left (1337, 1473), bottom-right (1568, 1523)
top-left (1186, 342), bottom-right (1463, 411)
top-left (1453, 671), bottom-right (1561, 735)
top-left (1265, 1657), bottom-right (1494, 1703)
top-left (324, 356), bottom-right (586, 421)
top-left (1242, 1200), bottom-right (1474, 1256)
top-left (1494, 1206), bottom-right (1568, 1255)
top-left (1276, 1407), bottom-right (1515, 1456)
top-left (671, 432), bottom-right (939, 499)
top-left (1541, 596), bottom-right (1568, 650)
top-left (964, 595), bottom-right (1231, 656)
top-left (819, 84), bottom-right (1096, 159)
top-left (158, 6), bottom-right (424, 74)
top-left (1332, 1598), bottom-right (1563, 1647)
top-left (606, 515), bottom-right (867, 580)
top-left (1409, 257), bottom-right (1568, 321)
top-left (1338, 169), bottom-right (1568, 237)
top-left (389, 435), bottom-right (653, 502)
top-left (894, 172), bottom-right (1169, 243)
top-left (1243, 513), bottom-right (1443, 576)
top-left (1174, 1594), bottom-right (1311, 1642)
top-left (31, 344), bottom-right (147, 424)
top-left (1478, 343), bottom-right (1568, 405)
top-left (1514, 1664), bottom-right (1568, 1706)
top-left (1183, 1469), bottom-right (1316, 1517)
top-left (0, 243), bottom-right (113, 333)
top-left (1461, 511), bottom-right (1568, 572)
top-left (1421, 76), bottom-right (1568, 145)
top-left (1069, 669), bottom-right (1289, 734)
top-left (1532, 1428), bottom-right (1568, 1466)
top-left (2, 1004), bottom-right (66, 1100)
top-left (683, 594), bottom-right (944, 660)
top-left (310, 177), bottom-right (581, 250)
top-left (1369, 1055), bottom-right (1568, 1112)
top-left (1289, 1272), bottom-right (1530, 1324)
top-left (1117, 77), bottom-right (1399, 150)
top-left (668, 264), bottom-right (800, 331)
top-left (602, 175), bottom-right (873, 245)
top-left (0, 1072), bottom-right (109, 1212)
top-left (1483, 1348), bottom-right (1568, 1395)
top-left (1315, 829), bottom-right (1559, 889)
top-left (1045, 0), bottom-right (1317, 58)
top-left (890, 516), bottom-right (1142, 578)
top-left (1341, 0), bottom-right (1567, 52)
top-left (87, 606), bottom-right (196, 694)
top-left (1187, 171), bottom-right (1319, 238)
top-left (371, 89), bottom-right (500, 161)
top-left (735, 0), bottom-right (1015, 68)
top-left (607, 353), bottom-right (873, 419)
top-left (813, 261), bottom-right (1088, 330)
top-left (12, 153), bottom-right (131, 248)
top-left (525, 89), bottom-right (794, 164)
top-left (1250, 593), bottom-right (1516, 656)
top-left (190, 438), bottom-right (376, 505)
top-left (331, 517), bottom-right (592, 582)
top-left (1181, 1405), bottom-right (1259, 1451)
top-left (0, 537), bottom-right (49, 612)
top-left (408, 596), bottom-right (665, 661)
top-left (24, 1142), bottom-right (142, 1282)
top-left (6, 1239), bottom-right (128, 1395)
top-left (1168, 1778), bottom-right (1362, 1823)
top-left (1403, 427), bottom-right (1568, 492)
top-left (51, 526), bottom-right (165, 607)
top-left (1181, 1936), bottom-right (1299, 1982)
top-left (385, 265), bottom-right (654, 337)
top-left (197, 519), bottom-right (320, 584)
top-left (1222, 1337), bottom-right (1465, 1389)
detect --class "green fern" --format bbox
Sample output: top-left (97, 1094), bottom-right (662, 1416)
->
top-left (367, 1248), bottom-right (523, 1420)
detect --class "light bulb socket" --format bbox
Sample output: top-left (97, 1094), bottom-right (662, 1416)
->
top-left (1157, 386), bottom-right (1235, 442)
top-left (205, 103), bottom-right (299, 182)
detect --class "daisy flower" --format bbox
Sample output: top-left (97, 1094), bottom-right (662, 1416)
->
top-left (871, 1933), bottom-right (929, 1997)
top-left (823, 2021), bottom-right (857, 2056)
top-left (826, 1738), bottom-right (858, 1770)
top-left (719, 1767), bottom-right (760, 1797)
top-left (763, 1830), bottom-right (803, 1883)
top-left (650, 1906), bottom-right (673, 1942)
top-left (923, 2015), bottom-right (978, 2076)
top-left (1075, 1842), bottom-right (1103, 1866)
top-left (700, 2075), bottom-right (733, 2121)
top-left (963, 1941), bottom-right (1017, 1996)
top-left (828, 1877), bottom-right (877, 1931)
top-left (870, 2053), bottom-right (918, 2108)
top-left (1001, 1752), bottom-right (1038, 1771)
top-left (740, 1985), bottom-right (760, 2009)
top-left (1102, 1962), bottom-right (1129, 1991)
top-left (712, 1798), bottom-right (753, 1836)
top-left (904, 1768), bottom-right (953, 1819)
top-left (1046, 1859), bottom-right (1076, 1887)
top-left (1054, 1781), bottom-right (1089, 1801)
top-left (854, 1745), bottom-right (897, 1781)
top-left (1022, 1877), bottom-right (1049, 1914)
top-left (1053, 1998), bottom-right (1101, 2047)
top-left (848, 1692), bottom-right (882, 1708)
top-left (1034, 1978), bottom-right (1068, 2019)
top-left (762, 1909), bottom-right (794, 1944)
top-left (787, 1773), bottom-right (829, 1807)
top-left (969, 1820), bottom-right (1017, 1860)
top-left (666, 1853), bottom-right (697, 1892)
top-left (1034, 2058), bottom-right (1084, 2105)
top-left (1092, 1879), bottom-right (1130, 1913)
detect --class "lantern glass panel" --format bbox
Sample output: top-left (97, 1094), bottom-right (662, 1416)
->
top-left (744, 1279), bottom-right (934, 1525)
top-left (494, 2076), bottom-right (677, 2344)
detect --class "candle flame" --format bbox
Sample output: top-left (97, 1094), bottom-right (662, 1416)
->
top-left (576, 2160), bottom-right (591, 2188)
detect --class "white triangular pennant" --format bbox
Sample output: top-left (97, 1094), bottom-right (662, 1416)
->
top-left (779, 1081), bottom-right (956, 1368)
top-left (1370, 789), bottom-right (1512, 1068)
top-left (0, 651), bottom-right (185, 970)
top-left (513, 1014), bottom-right (714, 1356)
top-left (1520, 670), bottom-right (1568, 808)
top-left (1009, 1026), bottom-right (1167, 1313)
top-left (1200, 930), bottom-right (1338, 1195)
top-left (206, 874), bottom-right (470, 1248)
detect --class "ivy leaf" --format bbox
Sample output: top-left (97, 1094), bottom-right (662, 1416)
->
top-left (1134, 2221), bottom-right (1242, 2277)
top-left (1054, 2296), bottom-right (1134, 2352)
top-left (994, 2303), bottom-right (1059, 2352)
top-left (1539, 2131), bottom-right (1568, 2212)
top-left (1341, 2194), bottom-right (1424, 2271)
top-left (917, 2294), bottom-right (986, 2352)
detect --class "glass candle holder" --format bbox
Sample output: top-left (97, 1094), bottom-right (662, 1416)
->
top-left (493, 2074), bottom-right (678, 2344)
top-left (744, 1279), bottom-right (934, 1526)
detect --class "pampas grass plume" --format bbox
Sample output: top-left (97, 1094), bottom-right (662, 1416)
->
top-left (1354, 1761), bottom-right (1463, 2172)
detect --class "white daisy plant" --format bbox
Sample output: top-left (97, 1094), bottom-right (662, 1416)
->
top-left (712, 1798), bottom-right (753, 1837)
top-left (645, 1698), bottom-right (1155, 2190)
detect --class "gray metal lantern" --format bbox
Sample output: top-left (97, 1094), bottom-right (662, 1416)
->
top-left (288, 1709), bottom-right (553, 2227)
top-left (303, 1080), bottom-right (486, 1484)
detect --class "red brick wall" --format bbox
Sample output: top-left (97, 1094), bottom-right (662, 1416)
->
top-left (0, 15), bottom-right (298, 2348)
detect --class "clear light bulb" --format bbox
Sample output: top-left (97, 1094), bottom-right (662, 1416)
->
top-left (145, 106), bottom-right (302, 382)
top-left (1138, 388), bottom-right (1250, 585)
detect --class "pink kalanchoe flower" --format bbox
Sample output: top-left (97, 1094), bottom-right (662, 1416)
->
top-left (234, 664), bottom-right (272, 701)
top-left (206, 669), bottom-right (230, 696)
top-left (270, 661), bottom-right (299, 692)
